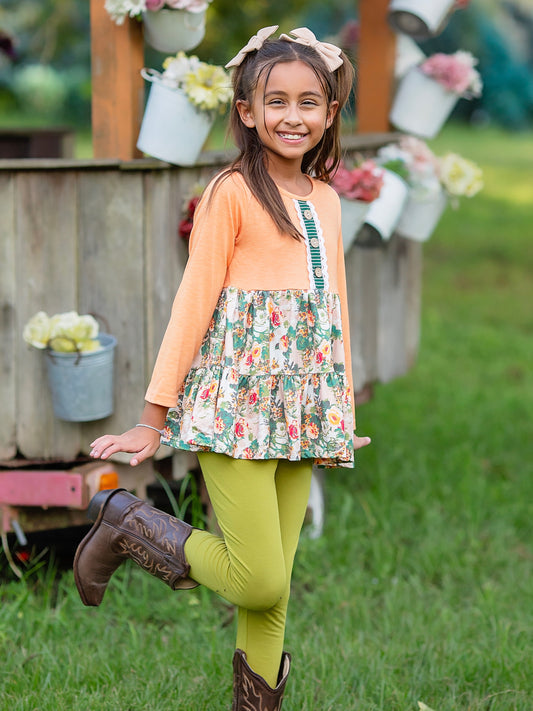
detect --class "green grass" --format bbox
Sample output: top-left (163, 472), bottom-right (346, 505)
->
top-left (1, 124), bottom-right (532, 710)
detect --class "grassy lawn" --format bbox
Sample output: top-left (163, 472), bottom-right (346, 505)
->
top-left (1, 124), bottom-right (532, 710)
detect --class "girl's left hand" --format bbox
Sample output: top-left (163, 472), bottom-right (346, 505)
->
top-left (353, 434), bottom-right (371, 450)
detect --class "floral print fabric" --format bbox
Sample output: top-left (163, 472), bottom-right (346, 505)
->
top-left (162, 286), bottom-right (354, 467)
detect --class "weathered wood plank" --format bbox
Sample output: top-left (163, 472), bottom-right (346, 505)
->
top-left (143, 169), bottom-right (189, 374)
top-left (346, 244), bottom-right (381, 390)
top-left (0, 174), bottom-right (17, 459)
top-left (376, 234), bottom-right (411, 383)
top-left (77, 170), bottom-right (146, 456)
top-left (405, 239), bottom-right (422, 369)
top-left (15, 172), bottom-right (82, 459)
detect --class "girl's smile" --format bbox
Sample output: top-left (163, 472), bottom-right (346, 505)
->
top-left (237, 60), bottom-right (338, 174)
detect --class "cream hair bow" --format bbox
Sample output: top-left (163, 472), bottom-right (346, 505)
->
top-left (225, 25), bottom-right (279, 68)
top-left (279, 27), bottom-right (343, 71)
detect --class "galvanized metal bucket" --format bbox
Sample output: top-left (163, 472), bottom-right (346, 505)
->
top-left (45, 333), bottom-right (117, 422)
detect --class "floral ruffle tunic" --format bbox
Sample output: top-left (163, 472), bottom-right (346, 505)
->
top-left (145, 173), bottom-right (356, 467)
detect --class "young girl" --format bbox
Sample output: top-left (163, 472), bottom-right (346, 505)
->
top-left (74, 25), bottom-right (370, 710)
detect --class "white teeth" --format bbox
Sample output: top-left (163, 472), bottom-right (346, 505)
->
top-left (279, 133), bottom-right (304, 140)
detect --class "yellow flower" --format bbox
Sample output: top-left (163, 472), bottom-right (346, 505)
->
top-left (184, 63), bottom-right (233, 113)
top-left (22, 310), bottom-right (101, 352)
top-left (327, 407), bottom-right (343, 427)
top-left (438, 152), bottom-right (483, 197)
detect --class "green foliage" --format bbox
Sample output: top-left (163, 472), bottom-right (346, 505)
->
top-left (0, 0), bottom-right (91, 125)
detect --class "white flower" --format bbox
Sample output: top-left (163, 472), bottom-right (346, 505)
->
top-left (104, 0), bottom-right (146, 24)
top-left (161, 52), bottom-right (201, 88)
top-left (438, 153), bottom-right (484, 198)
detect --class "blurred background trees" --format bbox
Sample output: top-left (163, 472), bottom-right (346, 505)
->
top-left (0, 0), bottom-right (532, 132)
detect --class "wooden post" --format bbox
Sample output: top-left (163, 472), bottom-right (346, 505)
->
top-left (90, 0), bottom-right (145, 160)
top-left (357, 0), bottom-right (397, 133)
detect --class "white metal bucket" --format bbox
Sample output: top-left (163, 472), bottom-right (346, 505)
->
top-left (388, 0), bottom-right (455, 39)
top-left (142, 8), bottom-right (206, 54)
top-left (137, 71), bottom-right (214, 166)
top-left (390, 67), bottom-right (459, 139)
top-left (395, 34), bottom-right (425, 79)
top-left (359, 170), bottom-right (409, 244)
top-left (396, 189), bottom-right (448, 242)
top-left (340, 198), bottom-right (371, 251)
top-left (45, 333), bottom-right (117, 422)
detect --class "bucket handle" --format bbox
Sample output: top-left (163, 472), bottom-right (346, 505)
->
top-left (141, 67), bottom-right (166, 84)
top-left (46, 336), bottom-right (83, 365)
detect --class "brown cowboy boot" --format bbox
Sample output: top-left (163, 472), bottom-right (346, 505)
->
top-left (73, 488), bottom-right (198, 606)
top-left (232, 649), bottom-right (291, 711)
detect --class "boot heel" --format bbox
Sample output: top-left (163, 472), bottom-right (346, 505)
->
top-left (87, 488), bottom-right (126, 522)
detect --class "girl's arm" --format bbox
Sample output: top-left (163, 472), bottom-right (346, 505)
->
top-left (89, 402), bottom-right (168, 467)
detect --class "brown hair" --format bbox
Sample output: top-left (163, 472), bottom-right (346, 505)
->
top-left (213, 37), bottom-right (355, 240)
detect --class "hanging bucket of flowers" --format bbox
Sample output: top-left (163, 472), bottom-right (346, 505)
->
top-left (143, 5), bottom-right (208, 54)
top-left (357, 169), bottom-right (409, 247)
top-left (23, 311), bottom-right (117, 422)
top-left (387, 0), bottom-right (457, 39)
top-left (330, 159), bottom-right (385, 251)
top-left (104, 0), bottom-right (211, 54)
top-left (389, 51), bottom-right (482, 138)
top-left (137, 53), bottom-right (232, 166)
top-left (376, 136), bottom-right (446, 242)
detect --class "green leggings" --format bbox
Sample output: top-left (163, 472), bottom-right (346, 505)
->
top-left (184, 453), bottom-right (313, 687)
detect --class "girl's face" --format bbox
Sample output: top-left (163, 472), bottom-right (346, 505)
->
top-left (237, 60), bottom-right (338, 171)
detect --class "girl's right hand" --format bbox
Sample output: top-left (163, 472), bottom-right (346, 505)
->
top-left (89, 427), bottom-right (161, 467)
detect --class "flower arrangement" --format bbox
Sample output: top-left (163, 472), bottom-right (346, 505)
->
top-left (23, 311), bottom-right (101, 353)
top-left (104, 0), bottom-right (210, 25)
top-left (377, 137), bottom-right (483, 203)
top-left (437, 152), bottom-right (483, 200)
top-left (154, 51), bottom-right (232, 113)
top-left (420, 51), bottom-right (482, 98)
top-left (330, 159), bottom-right (384, 202)
top-left (377, 136), bottom-right (441, 200)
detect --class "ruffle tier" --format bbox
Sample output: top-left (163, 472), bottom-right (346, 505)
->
top-left (162, 287), bottom-right (354, 467)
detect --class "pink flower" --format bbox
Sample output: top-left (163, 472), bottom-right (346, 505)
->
top-left (288, 423), bottom-right (299, 440)
top-left (331, 160), bottom-right (384, 202)
top-left (248, 391), bottom-right (258, 405)
top-left (271, 309), bottom-right (281, 327)
top-left (420, 51), bottom-right (482, 97)
top-left (146, 0), bottom-right (165, 9)
top-left (235, 420), bottom-right (245, 438)
top-left (199, 388), bottom-right (210, 400)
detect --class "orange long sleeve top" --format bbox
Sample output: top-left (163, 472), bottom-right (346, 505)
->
top-left (145, 172), bottom-right (355, 418)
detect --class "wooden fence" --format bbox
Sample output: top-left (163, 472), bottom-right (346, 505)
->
top-left (0, 135), bottom-right (421, 469)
